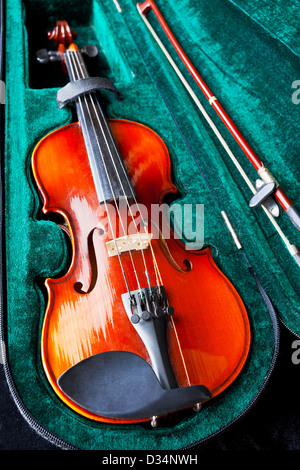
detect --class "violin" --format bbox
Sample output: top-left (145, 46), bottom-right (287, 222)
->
top-left (32, 21), bottom-right (250, 425)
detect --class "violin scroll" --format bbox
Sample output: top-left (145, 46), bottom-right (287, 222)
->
top-left (48, 20), bottom-right (76, 47)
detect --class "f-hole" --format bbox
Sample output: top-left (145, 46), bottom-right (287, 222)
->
top-left (73, 226), bottom-right (104, 294)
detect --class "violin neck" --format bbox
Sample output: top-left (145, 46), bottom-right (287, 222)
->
top-left (64, 49), bottom-right (134, 205)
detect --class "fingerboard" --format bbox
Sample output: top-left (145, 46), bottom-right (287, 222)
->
top-left (64, 49), bottom-right (134, 205)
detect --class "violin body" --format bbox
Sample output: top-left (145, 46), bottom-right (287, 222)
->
top-left (32, 117), bottom-right (250, 423)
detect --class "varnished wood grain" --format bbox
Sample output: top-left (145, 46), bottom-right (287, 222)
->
top-left (31, 119), bottom-right (251, 423)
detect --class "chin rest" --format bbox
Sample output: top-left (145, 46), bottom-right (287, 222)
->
top-left (57, 350), bottom-right (211, 420)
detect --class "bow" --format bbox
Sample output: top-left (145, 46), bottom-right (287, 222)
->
top-left (136, 0), bottom-right (300, 267)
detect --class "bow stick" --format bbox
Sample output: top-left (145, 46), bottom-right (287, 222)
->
top-left (137, 0), bottom-right (300, 267)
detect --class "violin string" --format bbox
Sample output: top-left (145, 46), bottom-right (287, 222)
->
top-left (84, 64), bottom-right (163, 288)
top-left (69, 50), bottom-right (161, 297)
top-left (69, 49), bottom-right (190, 387)
top-left (66, 50), bottom-right (132, 296)
top-left (88, 92), bottom-right (160, 293)
top-left (71, 51), bottom-right (191, 383)
top-left (87, 95), bottom-right (152, 290)
top-left (71, 49), bottom-right (163, 291)
top-left (79, 51), bottom-right (191, 379)
top-left (67, 51), bottom-right (144, 296)
top-left (91, 95), bottom-right (163, 289)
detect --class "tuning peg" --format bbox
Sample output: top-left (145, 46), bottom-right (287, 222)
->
top-left (36, 49), bottom-right (50, 64)
top-left (36, 49), bottom-right (62, 64)
top-left (80, 45), bottom-right (98, 57)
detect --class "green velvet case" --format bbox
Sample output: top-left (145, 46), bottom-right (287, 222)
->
top-left (2, 0), bottom-right (299, 450)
